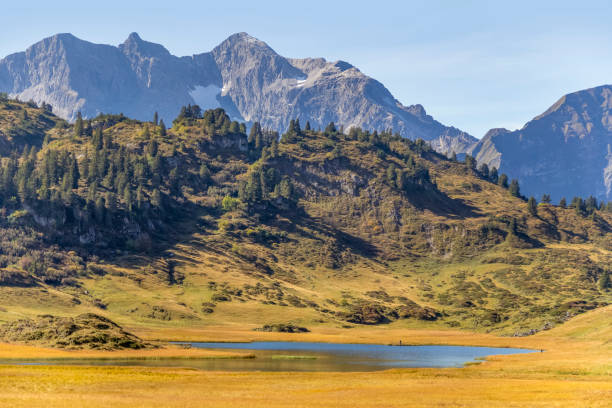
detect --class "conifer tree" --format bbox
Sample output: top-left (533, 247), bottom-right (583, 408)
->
top-left (489, 166), bottom-right (499, 184)
top-left (74, 111), bottom-right (83, 138)
top-left (229, 121), bottom-right (240, 133)
top-left (136, 184), bottom-right (144, 209)
top-left (478, 163), bottom-right (489, 179)
top-left (279, 177), bottom-right (294, 200)
top-left (509, 179), bottom-right (520, 197)
top-left (498, 173), bottom-right (509, 188)
top-left (249, 122), bottom-right (262, 146)
top-left (69, 156), bottom-right (80, 189)
top-left (95, 196), bottom-right (105, 224)
top-left (527, 196), bottom-right (538, 216)
top-left (464, 155), bottom-right (476, 170)
top-left (270, 140), bottom-right (279, 158)
top-left (124, 186), bottom-right (133, 212)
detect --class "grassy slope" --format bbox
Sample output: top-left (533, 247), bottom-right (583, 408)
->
top-left (0, 103), bottom-right (610, 336)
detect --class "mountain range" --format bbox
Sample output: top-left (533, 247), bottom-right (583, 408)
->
top-left (1, 33), bottom-right (611, 201)
top-left (470, 85), bottom-right (612, 201)
top-left (0, 32), bottom-right (477, 155)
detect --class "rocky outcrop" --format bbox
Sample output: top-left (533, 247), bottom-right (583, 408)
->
top-left (0, 32), bottom-right (476, 153)
top-left (471, 85), bottom-right (612, 201)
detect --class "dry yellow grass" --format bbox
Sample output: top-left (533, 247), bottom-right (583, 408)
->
top-left (0, 342), bottom-right (250, 360)
top-left (0, 365), bottom-right (609, 408)
top-left (0, 306), bottom-right (609, 407)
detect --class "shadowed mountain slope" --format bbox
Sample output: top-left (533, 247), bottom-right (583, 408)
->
top-left (471, 85), bottom-right (612, 201)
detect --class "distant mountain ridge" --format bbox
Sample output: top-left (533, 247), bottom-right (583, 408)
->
top-left (0, 32), bottom-right (477, 154)
top-left (471, 85), bottom-right (612, 201)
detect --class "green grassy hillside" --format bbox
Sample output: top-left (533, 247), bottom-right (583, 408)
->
top-left (0, 100), bottom-right (610, 336)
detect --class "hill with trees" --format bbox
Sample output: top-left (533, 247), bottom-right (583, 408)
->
top-left (0, 98), bottom-right (610, 336)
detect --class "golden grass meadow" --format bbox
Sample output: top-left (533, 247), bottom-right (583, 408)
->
top-left (0, 305), bottom-right (609, 407)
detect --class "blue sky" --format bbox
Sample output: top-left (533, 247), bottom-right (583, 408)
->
top-left (2, 0), bottom-right (611, 137)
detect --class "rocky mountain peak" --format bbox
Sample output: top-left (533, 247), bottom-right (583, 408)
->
top-left (25, 33), bottom-right (83, 57)
top-left (471, 85), bottom-right (612, 201)
top-left (0, 32), bottom-right (477, 155)
top-left (119, 32), bottom-right (171, 59)
top-left (221, 32), bottom-right (269, 49)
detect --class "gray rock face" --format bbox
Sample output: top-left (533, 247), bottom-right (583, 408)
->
top-left (0, 32), bottom-right (476, 153)
top-left (470, 85), bottom-right (612, 201)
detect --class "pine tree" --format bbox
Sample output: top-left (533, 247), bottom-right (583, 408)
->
top-left (304, 121), bottom-right (311, 131)
top-left (103, 132), bottom-right (113, 150)
top-left (270, 140), bottom-right (279, 158)
top-left (489, 166), bottom-right (499, 184)
top-left (92, 128), bottom-right (103, 150)
top-left (478, 163), bottom-right (489, 179)
top-left (153, 112), bottom-right (159, 126)
top-left (229, 121), bottom-right (240, 133)
top-left (105, 193), bottom-right (116, 226)
top-left (509, 179), bottom-right (520, 197)
top-left (255, 130), bottom-right (263, 151)
top-left (498, 173), bottom-right (509, 188)
top-left (159, 120), bottom-right (167, 137)
top-left (124, 186), bottom-right (133, 212)
top-left (147, 139), bottom-right (158, 158)
top-left (74, 111), bottom-right (83, 138)
top-left (386, 164), bottom-right (397, 187)
top-left (95, 196), bottom-right (105, 224)
top-left (87, 181), bottom-right (97, 204)
top-left (249, 122), bottom-right (262, 146)
top-left (559, 197), bottom-right (567, 208)
top-left (324, 122), bottom-right (337, 135)
top-left (527, 196), bottom-right (538, 216)
top-left (464, 155), bottom-right (476, 170)
top-left (279, 177), bottom-right (294, 200)
top-left (136, 184), bottom-right (144, 209)
top-left (69, 156), bottom-right (80, 189)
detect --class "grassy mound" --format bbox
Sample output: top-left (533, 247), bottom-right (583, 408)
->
top-left (0, 313), bottom-right (151, 350)
top-left (256, 323), bottom-right (310, 333)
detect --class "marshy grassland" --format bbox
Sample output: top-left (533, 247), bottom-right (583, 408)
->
top-left (0, 305), bottom-right (609, 407)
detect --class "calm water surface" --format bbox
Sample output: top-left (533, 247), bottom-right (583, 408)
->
top-left (3, 342), bottom-right (536, 372)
